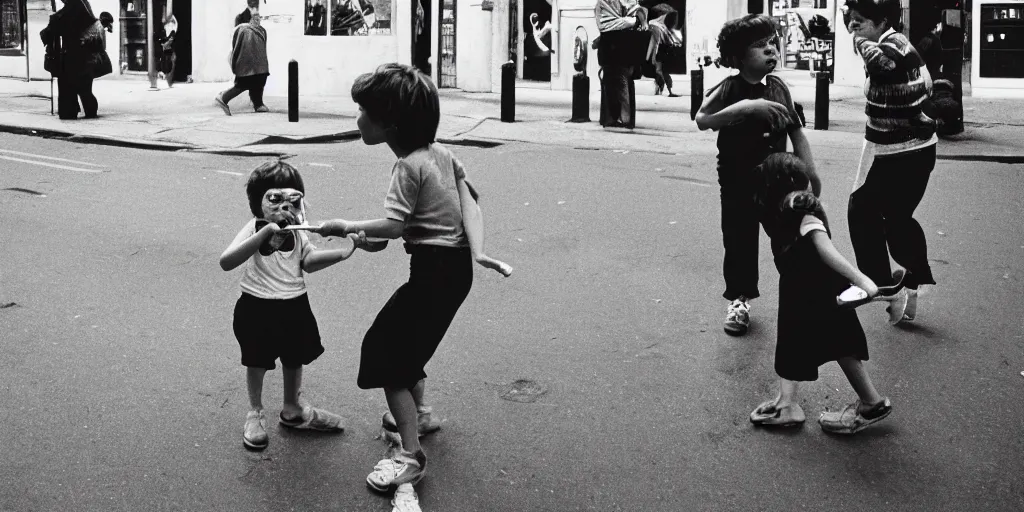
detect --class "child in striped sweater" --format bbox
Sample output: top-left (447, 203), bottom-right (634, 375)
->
top-left (842, 0), bottom-right (937, 325)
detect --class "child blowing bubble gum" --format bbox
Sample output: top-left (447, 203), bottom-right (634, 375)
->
top-left (695, 14), bottom-right (819, 337)
top-left (313, 63), bottom-right (509, 505)
top-left (219, 159), bottom-right (368, 451)
top-left (748, 153), bottom-right (892, 435)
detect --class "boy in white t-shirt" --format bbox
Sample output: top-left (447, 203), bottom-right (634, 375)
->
top-left (219, 159), bottom-right (368, 451)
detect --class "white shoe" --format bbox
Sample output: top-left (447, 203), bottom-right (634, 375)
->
top-left (391, 483), bottom-right (421, 512)
top-left (366, 451), bottom-right (425, 492)
top-left (902, 288), bottom-right (918, 322)
top-left (724, 297), bottom-right (751, 336)
top-left (886, 288), bottom-right (908, 325)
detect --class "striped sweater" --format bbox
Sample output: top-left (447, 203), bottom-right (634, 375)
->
top-left (854, 29), bottom-right (935, 146)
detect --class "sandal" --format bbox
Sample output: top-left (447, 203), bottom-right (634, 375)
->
top-left (750, 400), bottom-right (805, 427)
top-left (280, 405), bottom-right (345, 432)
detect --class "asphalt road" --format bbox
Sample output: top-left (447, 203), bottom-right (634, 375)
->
top-left (0, 132), bottom-right (1022, 512)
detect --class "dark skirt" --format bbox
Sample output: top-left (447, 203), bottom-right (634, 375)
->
top-left (357, 244), bottom-right (473, 390)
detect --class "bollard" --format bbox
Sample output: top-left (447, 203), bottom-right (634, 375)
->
top-left (500, 61), bottom-right (516, 123)
top-left (690, 68), bottom-right (703, 121)
top-left (813, 70), bottom-right (829, 130)
top-left (569, 73), bottom-right (590, 123)
top-left (289, 60), bottom-right (299, 123)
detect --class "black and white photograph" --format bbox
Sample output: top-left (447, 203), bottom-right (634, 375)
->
top-left (0, 0), bottom-right (1022, 511)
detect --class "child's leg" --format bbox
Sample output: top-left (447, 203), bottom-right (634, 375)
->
top-left (247, 367), bottom-right (267, 410)
top-left (282, 365), bottom-right (303, 420)
top-left (719, 180), bottom-right (761, 301)
top-left (385, 386), bottom-right (422, 455)
top-left (777, 378), bottom-right (800, 408)
top-left (836, 357), bottom-right (884, 407)
top-left (848, 164), bottom-right (896, 287)
top-left (751, 378), bottom-right (805, 425)
top-left (411, 378), bottom-right (426, 409)
top-left (876, 147), bottom-right (937, 289)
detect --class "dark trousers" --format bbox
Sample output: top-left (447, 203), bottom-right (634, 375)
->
top-left (162, 51), bottom-right (177, 85)
top-left (224, 73), bottom-right (268, 108)
top-left (56, 75), bottom-right (97, 119)
top-left (848, 145), bottom-right (937, 288)
top-left (719, 169), bottom-right (762, 301)
top-left (600, 65), bottom-right (635, 128)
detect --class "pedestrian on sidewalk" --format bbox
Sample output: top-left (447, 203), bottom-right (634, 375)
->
top-left (748, 153), bottom-right (892, 435)
top-left (40, 0), bottom-right (112, 120)
top-left (158, 14), bottom-right (178, 88)
top-left (645, 4), bottom-right (680, 97)
top-left (843, 0), bottom-right (937, 325)
top-left (313, 64), bottom-right (502, 506)
top-left (594, 0), bottom-right (648, 128)
top-left (219, 159), bottom-right (368, 451)
top-left (695, 14), bottom-right (818, 336)
top-left (215, 0), bottom-right (270, 116)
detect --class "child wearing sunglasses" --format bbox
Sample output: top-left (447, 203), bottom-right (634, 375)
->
top-left (219, 159), bottom-right (368, 451)
top-left (695, 14), bottom-right (819, 337)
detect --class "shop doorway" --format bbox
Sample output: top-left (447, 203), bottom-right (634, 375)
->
top-left (438, 0), bottom-right (456, 87)
top-left (521, 0), bottom-right (551, 81)
top-left (411, 0), bottom-right (431, 76)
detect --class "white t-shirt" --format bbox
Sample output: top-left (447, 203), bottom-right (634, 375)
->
top-left (238, 218), bottom-right (315, 299)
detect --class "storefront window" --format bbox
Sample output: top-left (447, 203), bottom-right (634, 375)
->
top-left (0, 0), bottom-right (24, 54)
top-left (305, 0), bottom-right (391, 35)
top-left (980, 4), bottom-right (1024, 78)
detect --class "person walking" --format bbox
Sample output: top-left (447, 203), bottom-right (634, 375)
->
top-left (158, 14), bottom-right (178, 88)
top-left (215, 0), bottom-right (270, 116)
top-left (40, 0), bottom-right (112, 120)
top-left (645, 4), bottom-right (680, 97)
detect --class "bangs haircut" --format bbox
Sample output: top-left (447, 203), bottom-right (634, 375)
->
top-left (717, 14), bottom-right (781, 69)
top-left (245, 160), bottom-right (305, 217)
top-left (842, 0), bottom-right (903, 32)
top-left (754, 153), bottom-right (811, 216)
top-left (351, 63), bottom-right (440, 151)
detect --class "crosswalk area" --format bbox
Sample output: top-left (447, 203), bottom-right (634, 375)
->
top-left (0, 148), bottom-right (107, 173)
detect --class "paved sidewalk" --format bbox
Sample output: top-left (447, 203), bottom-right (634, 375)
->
top-left (1, 69), bottom-right (1021, 158)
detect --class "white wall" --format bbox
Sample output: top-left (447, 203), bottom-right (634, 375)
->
top-left (971, 0), bottom-right (1024, 98)
top-left (831, 8), bottom-right (863, 88)
top-left (455, 0), bottom-right (493, 91)
top-left (553, 7), bottom-right (598, 91)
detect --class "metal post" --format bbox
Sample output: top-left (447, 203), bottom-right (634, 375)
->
top-left (690, 68), bottom-right (703, 121)
top-left (147, 0), bottom-right (158, 90)
top-left (814, 71), bottom-right (829, 130)
top-left (289, 60), bottom-right (299, 122)
top-left (569, 73), bottom-right (590, 123)
top-left (500, 61), bottom-right (515, 123)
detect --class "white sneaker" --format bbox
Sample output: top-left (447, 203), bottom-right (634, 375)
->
top-left (886, 288), bottom-right (908, 325)
top-left (366, 451), bottom-right (425, 493)
top-left (724, 297), bottom-right (751, 336)
top-left (391, 483), bottom-right (421, 512)
top-left (902, 288), bottom-right (918, 322)
top-left (242, 409), bottom-right (268, 450)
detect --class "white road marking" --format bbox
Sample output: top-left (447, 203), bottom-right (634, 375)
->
top-left (215, 170), bottom-right (244, 176)
top-left (308, 163), bottom-right (334, 168)
top-left (0, 149), bottom-right (106, 168)
top-left (0, 155), bottom-right (105, 173)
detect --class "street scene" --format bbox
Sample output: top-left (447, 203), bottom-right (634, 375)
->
top-left (2, 0), bottom-right (1024, 511)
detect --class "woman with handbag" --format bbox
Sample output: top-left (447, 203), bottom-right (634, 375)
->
top-left (40, 0), bottom-right (112, 120)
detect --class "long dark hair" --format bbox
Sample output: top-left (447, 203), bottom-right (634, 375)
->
top-left (754, 153), bottom-right (824, 237)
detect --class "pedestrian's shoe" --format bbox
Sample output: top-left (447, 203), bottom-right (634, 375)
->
top-left (902, 288), bottom-right (918, 322)
top-left (391, 483), bottom-right (422, 512)
top-left (724, 297), bottom-right (751, 336)
top-left (254, 105), bottom-right (270, 113)
top-left (818, 398), bottom-right (892, 435)
top-left (381, 406), bottom-right (442, 441)
top-left (279, 404), bottom-right (345, 432)
top-left (366, 450), bottom-right (426, 493)
top-left (243, 409), bottom-right (268, 450)
top-left (214, 94), bottom-right (231, 116)
top-left (885, 288), bottom-right (908, 325)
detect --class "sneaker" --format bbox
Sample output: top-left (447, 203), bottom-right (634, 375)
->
top-left (254, 105), bottom-right (270, 113)
top-left (391, 483), bottom-right (421, 512)
top-left (724, 297), bottom-right (751, 336)
top-left (818, 398), bottom-right (892, 435)
top-left (243, 409), bottom-right (268, 450)
top-left (214, 95), bottom-right (231, 116)
top-left (886, 288), bottom-right (908, 325)
top-left (366, 451), bottom-right (426, 493)
top-left (381, 406), bottom-right (442, 438)
top-left (902, 288), bottom-right (918, 322)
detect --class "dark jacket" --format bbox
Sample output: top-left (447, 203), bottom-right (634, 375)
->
top-left (40, 0), bottom-right (110, 79)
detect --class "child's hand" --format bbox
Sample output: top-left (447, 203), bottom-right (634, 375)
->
top-left (859, 280), bottom-right (879, 299)
top-left (313, 219), bottom-right (348, 237)
top-left (347, 230), bottom-right (367, 248)
top-left (741, 99), bottom-right (792, 132)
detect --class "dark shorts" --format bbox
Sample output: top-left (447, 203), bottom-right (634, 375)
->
top-left (234, 73), bottom-right (268, 91)
top-left (357, 244), bottom-right (473, 390)
top-left (233, 292), bottom-right (324, 370)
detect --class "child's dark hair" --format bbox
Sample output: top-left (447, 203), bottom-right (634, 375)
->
top-left (245, 159), bottom-right (305, 218)
top-left (841, 0), bottom-right (904, 33)
top-left (754, 153), bottom-right (822, 224)
top-left (716, 14), bottom-right (781, 69)
top-left (99, 11), bottom-right (114, 32)
top-left (351, 63), bottom-right (440, 151)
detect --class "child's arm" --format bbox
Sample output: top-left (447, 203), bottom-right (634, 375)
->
top-left (316, 218), bottom-right (404, 240)
top-left (788, 127), bottom-right (821, 196)
top-left (302, 232), bottom-right (366, 273)
top-left (219, 221), bottom-right (279, 271)
top-left (458, 178), bottom-right (513, 277)
top-left (695, 85), bottom-right (792, 132)
top-left (853, 36), bottom-right (898, 75)
top-left (809, 231), bottom-right (879, 297)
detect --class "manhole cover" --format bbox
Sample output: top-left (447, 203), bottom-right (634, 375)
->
top-left (498, 379), bottom-right (546, 403)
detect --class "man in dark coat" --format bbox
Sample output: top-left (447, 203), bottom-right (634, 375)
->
top-left (40, 0), bottom-right (112, 119)
top-left (215, 0), bottom-right (271, 115)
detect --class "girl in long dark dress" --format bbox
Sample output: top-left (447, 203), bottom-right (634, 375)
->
top-left (749, 153), bottom-right (893, 435)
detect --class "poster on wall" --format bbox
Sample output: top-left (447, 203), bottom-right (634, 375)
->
top-left (305, 0), bottom-right (391, 35)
